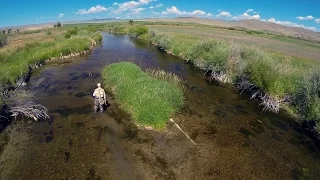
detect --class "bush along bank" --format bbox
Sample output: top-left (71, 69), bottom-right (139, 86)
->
top-left (0, 32), bottom-right (102, 84)
top-left (147, 32), bottom-right (320, 138)
top-left (0, 27), bottom-right (102, 131)
top-left (102, 62), bottom-right (184, 129)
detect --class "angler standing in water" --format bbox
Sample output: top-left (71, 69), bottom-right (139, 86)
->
top-left (93, 83), bottom-right (107, 113)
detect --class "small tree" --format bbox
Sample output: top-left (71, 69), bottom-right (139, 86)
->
top-left (16, 29), bottom-right (20, 33)
top-left (133, 25), bottom-right (148, 38)
top-left (0, 33), bottom-right (7, 47)
top-left (2, 30), bottom-right (5, 35)
top-left (129, 20), bottom-right (134, 25)
top-left (57, 21), bottom-right (62, 27)
top-left (8, 29), bottom-right (12, 34)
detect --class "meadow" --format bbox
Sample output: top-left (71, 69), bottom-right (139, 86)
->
top-left (0, 24), bottom-right (103, 107)
top-left (146, 25), bottom-right (320, 61)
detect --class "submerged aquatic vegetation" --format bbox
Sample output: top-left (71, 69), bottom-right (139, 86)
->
top-left (102, 62), bottom-right (184, 129)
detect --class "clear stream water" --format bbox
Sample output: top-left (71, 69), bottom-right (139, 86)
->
top-left (0, 33), bottom-right (319, 180)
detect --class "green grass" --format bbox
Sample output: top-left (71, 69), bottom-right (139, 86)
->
top-left (147, 30), bottom-right (320, 134)
top-left (0, 26), bottom-right (102, 84)
top-left (146, 24), bottom-right (320, 61)
top-left (102, 62), bottom-right (184, 129)
top-left (22, 29), bottom-right (42, 34)
top-left (270, 35), bottom-right (320, 49)
top-left (150, 33), bottom-right (318, 96)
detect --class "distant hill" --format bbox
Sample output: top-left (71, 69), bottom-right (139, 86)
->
top-left (232, 19), bottom-right (320, 41)
top-left (0, 18), bottom-right (121, 32)
top-left (2, 17), bottom-right (320, 42)
top-left (144, 17), bottom-right (320, 42)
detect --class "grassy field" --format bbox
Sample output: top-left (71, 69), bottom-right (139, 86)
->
top-left (102, 62), bottom-right (184, 129)
top-left (146, 25), bottom-right (320, 61)
top-left (0, 25), bottom-right (103, 84)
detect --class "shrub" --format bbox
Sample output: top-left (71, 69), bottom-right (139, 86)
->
top-left (151, 34), bottom-right (173, 50)
top-left (0, 34), bottom-right (7, 48)
top-left (57, 21), bottom-right (62, 27)
top-left (131, 25), bottom-right (149, 38)
top-left (186, 40), bottom-right (229, 71)
top-left (64, 28), bottom-right (79, 39)
top-left (113, 25), bottom-right (126, 33)
top-left (293, 70), bottom-right (320, 123)
top-left (77, 29), bottom-right (91, 36)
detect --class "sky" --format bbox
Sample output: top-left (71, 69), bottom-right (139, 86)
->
top-left (1, 0), bottom-right (320, 31)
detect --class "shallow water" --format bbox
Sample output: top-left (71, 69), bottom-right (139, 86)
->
top-left (0, 33), bottom-right (319, 180)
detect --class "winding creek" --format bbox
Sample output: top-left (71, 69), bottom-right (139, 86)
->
top-left (0, 33), bottom-right (320, 179)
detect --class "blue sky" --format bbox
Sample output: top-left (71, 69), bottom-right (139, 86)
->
top-left (1, 0), bottom-right (320, 31)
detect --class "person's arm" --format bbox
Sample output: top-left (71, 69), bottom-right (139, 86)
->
top-left (103, 90), bottom-right (107, 104)
top-left (93, 90), bottom-right (96, 97)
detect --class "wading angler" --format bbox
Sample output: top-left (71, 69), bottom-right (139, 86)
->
top-left (93, 83), bottom-right (107, 113)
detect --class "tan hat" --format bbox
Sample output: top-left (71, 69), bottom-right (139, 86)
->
top-left (97, 83), bottom-right (101, 87)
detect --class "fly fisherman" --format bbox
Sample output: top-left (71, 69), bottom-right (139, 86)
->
top-left (93, 83), bottom-right (107, 113)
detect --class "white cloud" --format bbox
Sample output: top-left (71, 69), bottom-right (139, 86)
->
top-left (76, 5), bottom-right (108, 15)
top-left (139, 0), bottom-right (155, 4)
top-left (161, 6), bottom-right (209, 17)
top-left (207, 13), bottom-right (213, 17)
top-left (149, 3), bottom-right (163, 9)
top-left (152, 11), bottom-right (160, 15)
top-left (164, 6), bottom-right (184, 15)
top-left (267, 18), bottom-right (317, 31)
top-left (190, 10), bottom-right (206, 16)
top-left (131, 8), bottom-right (145, 14)
top-left (59, 13), bottom-right (64, 18)
top-left (233, 12), bottom-right (261, 20)
top-left (251, 14), bottom-right (260, 20)
top-left (113, 2), bottom-right (118, 6)
top-left (161, 11), bottom-right (168, 15)
top-left (216, 11), bottom-right (232, 18)
top-left (315, 18), bottom-right (320, 24)
top-left (245, 9), bottom-right (254, 13)
top-left (114, 1), bottom-right (140, 13)
top-left (297, 15), bottom-right (314, 20)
